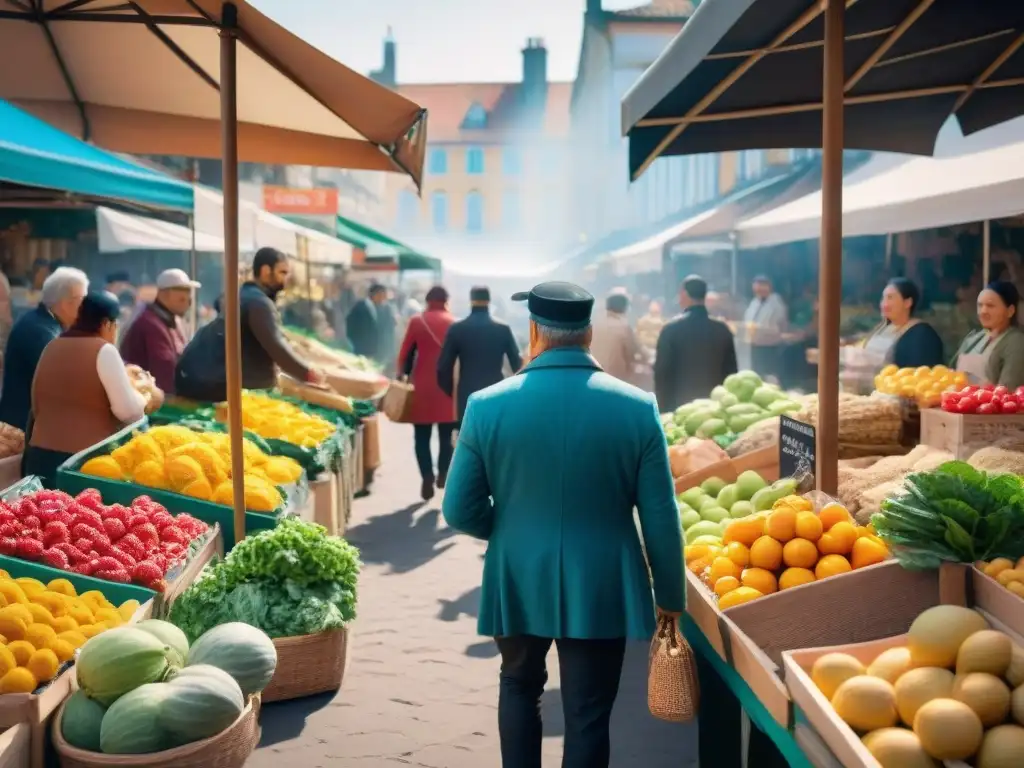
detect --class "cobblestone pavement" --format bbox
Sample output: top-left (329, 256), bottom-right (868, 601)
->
top-left (249, 418), bottom-right (698, 767)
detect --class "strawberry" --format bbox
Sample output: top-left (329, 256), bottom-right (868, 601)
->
top-left (15, 538), bottom-right (43, 560)
top-left (95, 567), bottom-right (130, 583)
top-left (160, 526), bottom-right (189, 546)
top-left (52, 510), bottom-right (74, 527)
top-left (96, 556), bottom-right (123, 572)
top-left (73, 537), bottom-right (94, 553)
top-left (21, 529), bottom-right (42, 542)
top-left (71, 509), bottom-right (104, 530)
top-left (117, 534), bottom-right (146, 562)
top-left (102, 518), bottom-right (126, 541)
top-left (149, 552), bottom-right (168, 572)
top-left (0, 538), bottom-right (16, 556)
top-left (70, 563), bottom-right (93, 575)
top-left (102, 504), bottom-right (131, 522)
top-left (42, 521), bottom-right (70, 548)
top-left (72, 523), bottom-right (98, 542)
top-left (74, 493), bottom-right (106, 516)
top-left (42, 549), bottom-right (70, 570)
top-left (132, 560), bottom-right (165, 589)
top-left (127, 514), bottom-right (149, 530)
top-left (15, 498), bottom-right (38, 519)
top-left (22, 515), bottom-right (40, 531)
top-left (109, 548), bottom-right (137, 569)
top-left (92, 539), bottom-right (113, 556)
top-left (36, 490), bottom-right (73, 506)
top-left (131, 523), bottom-right (159, 547)
top-left (0, 523), bottom-right (20, 539)
top-left (151, 512), bottom-right (175, 530)
top-left (54, 543), bottom-right (88, 564)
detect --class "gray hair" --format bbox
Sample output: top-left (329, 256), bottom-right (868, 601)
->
top-left (41, 267), bottom-right (89, 308)
top-left (536, 323), bottom-right (592, 348)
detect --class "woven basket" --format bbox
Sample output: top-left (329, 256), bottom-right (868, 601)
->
top-left (261, 628), bottom-right (348, 703)
top-left (52, 696), bottom-right (260, 768)
top-left (647, 616), bottom-right (699, 723)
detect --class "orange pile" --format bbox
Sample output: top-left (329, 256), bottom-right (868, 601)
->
top-left (697, 495), bottom-right (889, 609)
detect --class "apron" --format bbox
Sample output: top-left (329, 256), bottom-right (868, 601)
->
top-left (957, 332), bottom-right (1000, 386)
top-left (843, 320), bottom-right (919, 393)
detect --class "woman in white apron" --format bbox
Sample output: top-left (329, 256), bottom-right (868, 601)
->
top-left (954, 281), bottom-right (1024, 388)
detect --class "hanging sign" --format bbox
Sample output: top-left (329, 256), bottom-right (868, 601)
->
top-left (262, 186), bottom-right (339, 216)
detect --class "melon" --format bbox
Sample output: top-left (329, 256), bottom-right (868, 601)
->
top-left (78, 628), bottom-right (173, 706)
top-left (161, 665), bottom-right (244, 745)
top-left (135, 620), bottom-right (189, 668)
top-left (861, 728), bottom-right (938, 768)
top-left (907, 606), bottom-right (988, 668)
top-left (913, 698), bottom-right (984, 761)
top-left (186, 622), bottom-right (277, 696)
top-left (956, 630), bottom-right (1013, 677)
top-left (868, 647), bottom-right (914, 684)
top-left (100, 683), bottom-right (172, 754)
top-left (952, 672), bottom-right (1011, 727)
top-left (894, 667), bottom-right (954, 726)
top-left (977, 724), bottom-right (1024, 768)
top-left (61, 690), bottom-right (106, 752)
top-left (1009, 682), bottom-right (1024, 726)
top-left (811, 653), bottom-right (865, 700)
top-left (831, 676), bottom-right (898, 732)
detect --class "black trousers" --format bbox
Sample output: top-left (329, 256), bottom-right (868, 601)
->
top-left (750, 344), bottom-right (782, 382)
top-left (496, 635), bottom-right (626, 768)
top-left (413, 422), bottom-right (456, 482)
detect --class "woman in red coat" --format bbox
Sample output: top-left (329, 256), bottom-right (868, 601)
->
top-left (397, 285), bottom-right (456, 501)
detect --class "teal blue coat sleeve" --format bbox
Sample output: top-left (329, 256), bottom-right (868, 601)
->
top-left (636, 397), bottom-right (685, 613)
top-left (441, 398), bottom-right (494, 540)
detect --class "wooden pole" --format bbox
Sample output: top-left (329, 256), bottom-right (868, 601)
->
top-left (982, 219), bottom-right (991, 285)
top-left (188, 157), bottom-right (199, 339)
top-left (817, 0), bottom-right (844, 495)
top-left (220, 2), bottom-right (246, 545)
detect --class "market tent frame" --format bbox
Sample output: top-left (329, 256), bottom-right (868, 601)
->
top-left (621, 0), bottom-right (1024, 493)
top-left (0, 98), bottom-right (193, 211)
top-left (333, 215), bottom-right (440, 272)
top-left (0, 0), bottom-right (428, 543)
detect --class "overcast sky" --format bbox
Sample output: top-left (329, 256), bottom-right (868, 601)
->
top-left (252, 0), bottom-right (645, 83)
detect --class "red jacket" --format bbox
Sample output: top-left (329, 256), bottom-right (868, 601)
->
top-left (397, 308), bottom-right (455, 424)
top-left (119, 302), bottom-right (186, 394)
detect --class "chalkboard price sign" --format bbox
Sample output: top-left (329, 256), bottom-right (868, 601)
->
top-left (779, 414), bottom-right (816, 481)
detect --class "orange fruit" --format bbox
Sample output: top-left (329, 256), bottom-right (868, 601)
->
top-left (829, 522), bottom-right (858, 552)
top-left (854, 525), bottom-right (873, 539)
top-left (741, 567), bottom-right (778, 595)
top-left (723, 516), bottom-right (766, 547)
top-left (708, 557), bottom-right (743, 587)
top-left (725, 542), bottom-right (751, 568)
top-left (984, 558), bottom-right (1015, 578)
top-left (783, 538), bottom-right (819, 569)
top-left (815, 554), bottom-right (852, 580)
top-left (1016, 556), bottom-right (1024, 570)
top-left (818, 503), bottom-right (852, 531)
top-left (714, 576), bottom-right (740, 597)
top-left (1007, 582), bottom-right (1024, 600)
top-left (687, 556), bottom-right (712, 576)
top-left (794, 511), bottom-right (823, 542)
top-left (749, 535), bottom-right (784, 571)
top-left (764, 508), bottom-right (797, 542)
top-left (718, 586), bottom-right (763, 610)
top-left (779, 567), bottom-right (816, 590)
top-left (851, 536), bottom-right (888, 569)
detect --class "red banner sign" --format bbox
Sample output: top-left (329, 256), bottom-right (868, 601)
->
top-left (262, 186), bottom-right (338, 215)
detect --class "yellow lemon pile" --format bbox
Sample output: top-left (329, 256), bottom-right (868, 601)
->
top-left (79, 425), bottom-right (304, 513)
top-left (874, 365), bottom-right (968, 408)
top-left (0, 573), bottom-right (138, 693)
top-left (227, 392), bottom-right (336, 448)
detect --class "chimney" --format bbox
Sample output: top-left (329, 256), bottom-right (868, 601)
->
top-left (521, 38), bottom-right (548, 122)
top-left (370, 27), bottom-right (397, 88)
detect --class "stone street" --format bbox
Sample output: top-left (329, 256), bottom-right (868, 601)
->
top-left (248, 417), bottom-right (698, 767)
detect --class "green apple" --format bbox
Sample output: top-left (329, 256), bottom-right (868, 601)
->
top-left (735, 470), bottom-right (767, 501)
top-left (680, 507), bottom-right (702, 529)
top-left (701, 476), bottom-right (727, 496)
top-left (678, 487), bottom-right (706, 509)
top-left (729, 500), bottom-right (754, 519)
top-left (716, 483), bottom-right (740, 511)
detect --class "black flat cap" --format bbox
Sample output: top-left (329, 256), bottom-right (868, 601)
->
top-left (511, 281), bottom-right (594, 330)
top-left (470, 286), bottom-right (490, 302)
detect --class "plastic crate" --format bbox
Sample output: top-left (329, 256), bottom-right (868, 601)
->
top-left (54, 420), bottom-right (292, 549)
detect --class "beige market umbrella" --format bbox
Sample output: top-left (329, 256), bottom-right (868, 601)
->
top-left (0, 0), bottom-right (427, 543)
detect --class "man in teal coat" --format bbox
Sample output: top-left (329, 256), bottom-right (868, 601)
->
top-left (442, 281), bottom-right (684, 768)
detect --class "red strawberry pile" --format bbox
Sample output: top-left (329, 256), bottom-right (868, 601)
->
top-left (0, 489), bottom-right (209, 592)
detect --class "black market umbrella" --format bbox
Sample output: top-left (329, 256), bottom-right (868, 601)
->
top-left (622, 0), bottom-right (1024, 493)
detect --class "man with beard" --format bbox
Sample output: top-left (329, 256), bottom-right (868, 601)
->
top-left (239, 247), bottom-right (324, 389)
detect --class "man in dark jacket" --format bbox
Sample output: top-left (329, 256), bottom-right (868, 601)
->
top-left (437, 286), bottom-right (523, 425)
top-left (120, 269), bottom-right (197, 394)
top-left (0, 267), bottom-right (88, 430)
top-left (654, 275), bottom-right (738, 412)
top-left (346, 284), bottom-right (386, 359)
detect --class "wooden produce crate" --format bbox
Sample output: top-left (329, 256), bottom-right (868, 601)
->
top-left (0, 667), bottom-right (72, 768)
top-left (353, 425), bottom-right (365, 493)
top-left (686, 560), bottom-right (940, 729)
top-left (309, 474), bottom-right (339, 535)
top-left (920, 407), bottom-right (1024, 459)
top-left (0, 724), bottom-right (29, 768)
top-left (362, 415), bottom-right (380, 472)
top-left (781, 563), bottom-right (1024, 768)
top-left (673, 445), bottom-right (779, 495)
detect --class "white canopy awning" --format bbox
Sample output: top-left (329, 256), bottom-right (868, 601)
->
top-left (96, 206), bottom-right (223, 253)
top-left (737, 121), bottom-right (1024, 250)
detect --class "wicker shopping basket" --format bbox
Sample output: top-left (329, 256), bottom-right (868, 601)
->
top-left (261, 628), bottom-right (349, 703)
top-left (52, 696), bottom-right (260, 768)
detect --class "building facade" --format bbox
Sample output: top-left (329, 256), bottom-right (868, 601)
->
top-left (569, 0), bottom-right (815, 247)
top-left (369, 34), bottom-right (573, 263)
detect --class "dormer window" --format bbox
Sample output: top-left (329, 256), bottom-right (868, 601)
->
top-left (462, 102), bottom-right (488, 130)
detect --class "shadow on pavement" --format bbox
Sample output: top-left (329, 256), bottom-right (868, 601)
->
top-left (346, 503), bottom-right (457, 574)
top-left (466, 638), bottom-right (500, 659)
top-left (257, 691), bottom-right (335, 748)
top-left (438, 585), bottom-right (480, 622)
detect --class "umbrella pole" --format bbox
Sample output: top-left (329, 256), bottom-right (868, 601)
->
top-left (816, 0), bottom-right (844, 495)
top-left (220, 2), bottom-right (247, 545)
top-left (188, 158), bottom-right (200, 339)
top-left (982, 219), bottom-right (991, 285)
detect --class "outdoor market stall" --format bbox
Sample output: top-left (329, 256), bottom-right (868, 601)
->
top-left (623, 0), bottom-right (1024, 764)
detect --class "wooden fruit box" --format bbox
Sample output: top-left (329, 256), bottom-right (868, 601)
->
top-left (781, 563), bottom-right (1024, 768)
top-left (920, 408), bottom-right (1024, 459)
top-left (686, 560), bottom-right (940, 729)
top-left (0, 724), bottom-right (29, 768)
top-left (673, 445), bottom-right (780, 495)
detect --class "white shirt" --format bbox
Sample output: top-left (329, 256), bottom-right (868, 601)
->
top-left (743, 293), bottom-right (788, 346)
top-left (96, 343), bottom-right (147, 423)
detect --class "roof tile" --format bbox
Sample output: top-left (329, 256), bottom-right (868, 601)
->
top-left (611, 0), bottom-right (694, 19)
